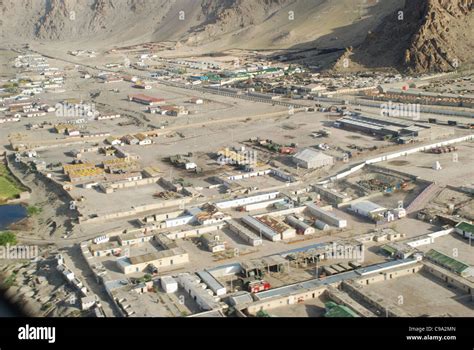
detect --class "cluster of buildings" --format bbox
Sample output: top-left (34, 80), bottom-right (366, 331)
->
top-left (127, 94), bottom-right (189, 116)
top-left (4, 45), bottom-right (471, 319)
top-left (6, 54), bottom-right (65, 95)
top-left (114, 133), bottom-right (152, 146)
top-left (366, 86), bottom-right (474, 108)
top-left (336, 113), bottom-right (454, 143)
top-left (56, 254), bottom-right (103, 313)
top-left (0, 98), bottom-right (51, 123)
top-left (62, 151), bottom-right (143, 184)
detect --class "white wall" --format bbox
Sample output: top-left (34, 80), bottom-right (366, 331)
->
top-left (215, 191), bottom-right (280, 209)
top-left (320, 135), bottom-right (474, 184)
top-left (165, 215), bottom-right (194, 228)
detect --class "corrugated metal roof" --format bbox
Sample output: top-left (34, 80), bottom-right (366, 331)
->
top-left (351, 201), bottom-right (385, 213)
top-left (196, 270), bottom-right (226, 295)
top-left (425, 249), bottom-right (469, 273)
top-left (242, 215), bottom-right (279, 239)
top-left (293, 148), bottom-right (333, 163)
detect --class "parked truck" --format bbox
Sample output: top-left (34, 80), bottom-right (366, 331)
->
top-left (247, 280), bottom-right (271, 293)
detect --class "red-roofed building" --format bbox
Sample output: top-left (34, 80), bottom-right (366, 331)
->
top-left (128, 94), bottom-right (165, 106)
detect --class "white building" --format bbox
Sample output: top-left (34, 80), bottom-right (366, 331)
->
top-left (160, 276), bottom-right (178, 293)
top-left (81, 296), bottom-right (96, 310)
top-left (196, 271), bottom-right (227, 296)
top-left (215, 191), bottom-right (279, 209)
top-left (305, 203), bottom-right (347, 228)
top-left (177, 273), bottom-right (221, 311)
top-left (350, 201), bottom-right (386, 218)
top-left (293, 148), bottom-right (334, 169)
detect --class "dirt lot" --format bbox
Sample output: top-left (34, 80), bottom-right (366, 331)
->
top-left (362, 272), bottom-right (474, 317)
top-left (380, 142), bottom-right (474, 187)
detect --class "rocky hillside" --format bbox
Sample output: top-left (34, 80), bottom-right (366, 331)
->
top-left (334, 0), bottom-right (474, 73)
top-left (0, 0), bottom-right (401, 50)
top-left (0, 0), bottom-right (470, 73)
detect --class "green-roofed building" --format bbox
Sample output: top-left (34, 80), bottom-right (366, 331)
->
top-left (425, 249), bottom-right (474, 278)
top-left (324, 302), bottom-right (359, 318)
top-left (455, 221), bottom-right (474, 240)
top-left (380, 244), bottom-right (397, 257)
top-left (205, 73), bottom-right (222, 82)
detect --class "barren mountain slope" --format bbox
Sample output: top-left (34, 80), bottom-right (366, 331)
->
top-left (334, 0), bottom-right (474, 72)
top-left (0, 0), bottom-right (402, 51)
top-left (0, 0), bottom-right (471, 73)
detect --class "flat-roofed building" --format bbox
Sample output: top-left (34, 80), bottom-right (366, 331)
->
top-left (116, 247), bottom-right (189, 274)
top-left (200, 233), bottom-right (226, 253)
top-left (89, 241), bottom-right (122, 257)
top-left (455, 222), bottom-right (474, 240)
top-left (128, 94), bottom-right (165, 106)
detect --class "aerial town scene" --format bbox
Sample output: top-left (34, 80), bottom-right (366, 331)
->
top-left (0, 0), bottom-right (472, 322)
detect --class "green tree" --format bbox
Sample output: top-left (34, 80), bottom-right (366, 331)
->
top-left (0, 231), bottom-right (17, 246)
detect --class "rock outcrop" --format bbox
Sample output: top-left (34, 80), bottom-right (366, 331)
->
top-left (336, 0), bottom-right (474, 73)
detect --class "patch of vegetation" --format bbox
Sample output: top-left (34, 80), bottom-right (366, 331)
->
top-left (3, 272), bottom-right (17, 288)
top-left (256, 310), bottom-right (271, 317)
top-left (136, 274), bottom-right (152, 284)
top-left (2, 82), bottom-right (18, 94)
top-left (27, 205), bottom-right (42, 216)
top-left (0, 231), bottom-right (17, 246)
top-left (41, 303), bottom-right (52, 311)
top-left (0, 164), bottom-right (26, 203)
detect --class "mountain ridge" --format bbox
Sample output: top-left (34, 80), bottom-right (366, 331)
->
top-left (0, 0), bottom-right (472, 73)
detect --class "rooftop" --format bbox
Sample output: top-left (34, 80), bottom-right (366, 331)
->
top-left (128, 247), bottom-right (186, 265)
top-left (456, 221), bottom-right (474, 233)
top-left (128, 94), bottom-right (164, 103)
top-left (325, 302), bottom-right (359, 318)
top-left (425, 249), bottom-right (470, 274)
top-left (293, 148), bottom-right (333, 162)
